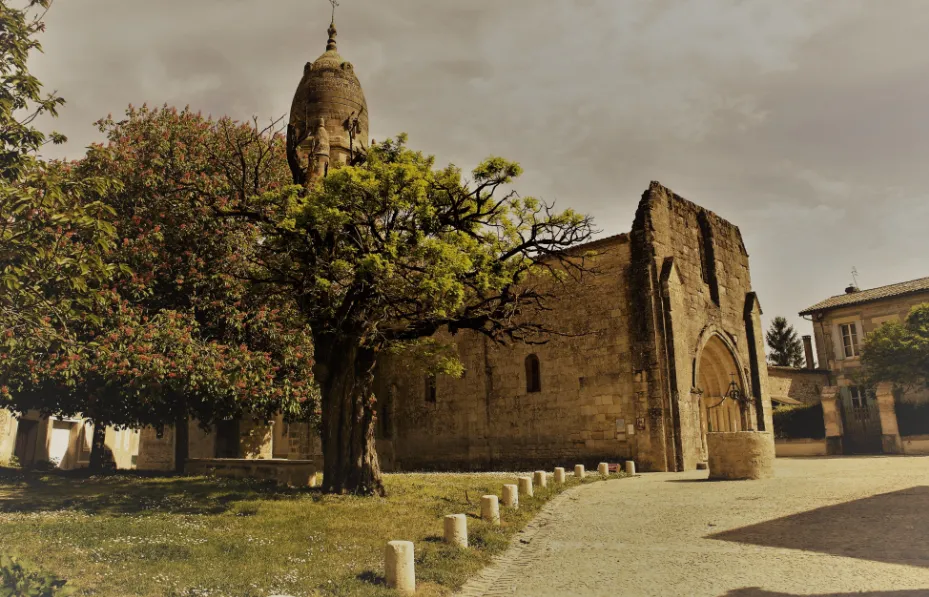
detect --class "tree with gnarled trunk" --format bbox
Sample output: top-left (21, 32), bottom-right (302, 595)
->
top-left (211, 129), bottom-right (596, 495)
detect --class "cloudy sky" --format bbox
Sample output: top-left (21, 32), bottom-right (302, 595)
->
top-left (30, 0), bottom-right (929, 345)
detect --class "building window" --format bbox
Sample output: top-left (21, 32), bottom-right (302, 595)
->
top-left (849, 386), bottom-right (864, 408)
top-left (425, 375), bottom-right (437, 403)
top-left (840, 323), bottom-right (860, 358)
top-left (525, 354), bottom-right (541, 393)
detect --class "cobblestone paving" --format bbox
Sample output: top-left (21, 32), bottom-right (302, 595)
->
top-left (457, 457), bottom-right (929, 597)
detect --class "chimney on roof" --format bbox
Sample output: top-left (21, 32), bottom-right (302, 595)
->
top-left (845, 285), bottom-right (859, 294)
top-left (802, 335), bottom-right (815, 370)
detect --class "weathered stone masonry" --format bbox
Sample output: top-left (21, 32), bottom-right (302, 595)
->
top-left (375, 182), bottom-right (773, 473)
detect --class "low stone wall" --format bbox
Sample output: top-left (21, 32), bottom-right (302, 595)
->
top-left (902, 434), bottom-right (929, 455)
top-left (707, 431), bottom-right (774, 480)
top-left (186, 458), bottom-right (317, 487)
top-left (775, 438), bottom-right (827, 457)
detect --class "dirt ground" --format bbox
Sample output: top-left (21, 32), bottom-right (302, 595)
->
top-left (458, 456), bottom-right (929, 597)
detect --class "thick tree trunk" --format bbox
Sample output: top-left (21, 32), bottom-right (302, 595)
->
top-left (314, 339), bottom-right (384, 496)
top-left (174, 414), bottom-right (189, 474)
top-left (87, 423), bottom-right (108, 473)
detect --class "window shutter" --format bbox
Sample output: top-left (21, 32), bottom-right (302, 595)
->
top-left (832, 325), bottom-right (845, 361)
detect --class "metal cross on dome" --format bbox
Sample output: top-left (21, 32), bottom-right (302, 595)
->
top-left (328, 0), bottom-right (340, 21)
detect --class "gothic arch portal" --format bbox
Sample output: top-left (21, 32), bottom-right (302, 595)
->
top-left (693, 332), bottom-right (751, 456)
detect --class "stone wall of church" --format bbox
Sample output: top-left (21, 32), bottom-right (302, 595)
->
top-left (374, 181), bottom-right (771, 474)
top-left (378, 235), bottom-right (638, 471)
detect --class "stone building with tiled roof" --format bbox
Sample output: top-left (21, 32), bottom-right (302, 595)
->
top-left (799, 277), bottom-right (929, 455)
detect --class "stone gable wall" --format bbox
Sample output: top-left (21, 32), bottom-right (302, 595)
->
top-left (629, 182), bottom-right (772, 471)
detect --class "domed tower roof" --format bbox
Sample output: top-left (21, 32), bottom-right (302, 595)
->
top-left (287, 17), bottom-right (369, 184)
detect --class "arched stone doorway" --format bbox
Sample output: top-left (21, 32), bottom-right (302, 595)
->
top-left (695, 334), bottom-right (750, 458)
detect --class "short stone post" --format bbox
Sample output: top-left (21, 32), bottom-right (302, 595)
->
top-left (444, 514), bottom-right (468, 548)
top-left (553, 467), bottom-right (566, 484)
top-left (502, 484), bottom-right (519, 509)
top-left (518, 475), bottom-right (533, 497)
top-left (385, 540), bottom-right (415, 595)
top-left (574, 464), bottom-right (585, 478)
top-left (598, 462), bottom-right (609, 476)
top-left (625, 460), bottom-right (636, 475)
top-left (533, 470), bottom-right (548, 489)
top-left (481, 495), bottom-right (500, 525)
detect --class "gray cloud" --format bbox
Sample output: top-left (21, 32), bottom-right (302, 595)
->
top-left (30, 0), bottom-right (929, 342)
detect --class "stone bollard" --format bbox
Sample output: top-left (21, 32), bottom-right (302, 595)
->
top-left (598, 462), bottom-right (609, 476)
top-left (554, 467), bottom-right (566, 484)
top-left (481, 495), bottom-right (500, 525)
top-left (575, 464), bottom-right (585, 478)
top-left (444, 514), bottom-right (468, 547)
top-left (518, 475), bottom-right (534, 497)
top-left (625, 460), bottom-right (636, 475)
top-left (385, 540), bottom-right (416, 595)
top-left (533, 470), bottom-right (548, 489)
top-left (502, 484), bottom-right (519, 509)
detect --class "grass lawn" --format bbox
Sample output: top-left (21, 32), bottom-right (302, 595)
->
top-left (0, 467), bottom-right (610, 596)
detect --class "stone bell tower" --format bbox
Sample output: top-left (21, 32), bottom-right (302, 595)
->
top-left (286, 12), bottom-right (369, 186)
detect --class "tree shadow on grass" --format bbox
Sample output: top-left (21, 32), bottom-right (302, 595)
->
top-left (356, 570), bottom-right (386, 586)
top-left (722, 589), bottom-right (929, 596)
top-left (710, 486), bottom-right (929, 569)
top-left (0, 467), bottom-right (320, 516)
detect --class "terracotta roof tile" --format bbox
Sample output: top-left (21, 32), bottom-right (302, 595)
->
top-left (799, 276), bottom-right (929, 316)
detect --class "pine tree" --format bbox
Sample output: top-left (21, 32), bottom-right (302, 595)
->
top-left (766, 316), bottom-right (805, 367)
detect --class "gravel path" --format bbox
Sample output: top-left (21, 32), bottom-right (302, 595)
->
top-left (457, 456), bottom-right (929, 597)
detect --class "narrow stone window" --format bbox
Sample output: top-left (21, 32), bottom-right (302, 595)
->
top-left (525, 354), bottom-right (542, 393)
top-left (425, 374), bottom-right (437, 403)
top-left (697, 211), bottom-right (720, 305)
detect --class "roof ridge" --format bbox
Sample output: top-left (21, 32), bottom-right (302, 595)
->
top-left (799, 275), bottom-right (929, 316)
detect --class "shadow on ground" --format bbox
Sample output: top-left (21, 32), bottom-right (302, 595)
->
top-left (710, 486), bottom-right (929, 568)
top-left (723, 589), bottom-right (929, 597)
top-left (0, 467), bottom-right (318, 516)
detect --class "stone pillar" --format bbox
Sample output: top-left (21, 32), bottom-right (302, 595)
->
top-left (574, 464), bottom-right (585, 478)
top-left (385, 541), bottom-right (415, 595)
top-left (518, 475), bottom-right (533, 497)
top-left (480, 495), bottom-right (500, 525)
top-left (820, 386), bottom-right (844, 455)
top-left (598, 462), bottom-right (609, 476)
top-left (876, 382), bottom-right (902, 454)
top-left (444, 514), bottom-right (468, 547)
top-left (533, 470), bottom-right (547, 488)
top-left (0, 410), bottom-right (19, 465)
top-left (502, 484), bottom-right (519, 508)
top-left (553, 467), bottom-right (566, 484)
top-left (625, 460), bottom-right (636, 475)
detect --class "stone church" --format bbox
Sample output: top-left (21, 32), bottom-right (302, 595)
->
top-left (279, 17), bottom-right (775, 474)
top-left (7, 16), bottom-right (771, 475)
